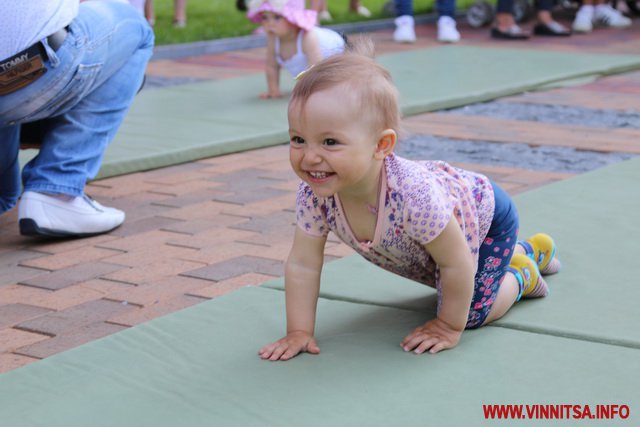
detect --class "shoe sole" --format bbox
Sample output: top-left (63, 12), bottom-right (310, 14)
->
top-left (19, 218), bottom-right (121, 238)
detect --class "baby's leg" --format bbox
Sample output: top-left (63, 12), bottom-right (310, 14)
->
top-left (482, 272), bottom-right (519, 325)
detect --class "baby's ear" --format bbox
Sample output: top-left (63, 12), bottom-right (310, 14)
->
top-left (374, 129), bottom-right (396, 160)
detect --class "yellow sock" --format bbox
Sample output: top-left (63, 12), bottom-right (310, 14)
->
top-left (508, 253), bottom-right (549, 300)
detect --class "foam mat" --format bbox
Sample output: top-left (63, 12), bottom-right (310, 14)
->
top-left (18, 46), bottom-right (640, 179)
top-left (0, 286), bottom-right (638, 426)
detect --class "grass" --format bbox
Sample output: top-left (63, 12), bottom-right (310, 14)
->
top-left (150, 0), bottom-right (445, 45)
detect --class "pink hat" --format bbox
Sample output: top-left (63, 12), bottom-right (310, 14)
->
top-left (247, 0), bottom-right (317, 31)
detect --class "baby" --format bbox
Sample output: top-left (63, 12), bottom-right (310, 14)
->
top-left (259, 38), bottom-right (561, 360)
top-left (247, 0), bottom-right (346, 98)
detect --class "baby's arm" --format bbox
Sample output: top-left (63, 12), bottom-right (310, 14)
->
top-left (301, 29), bottom-right (323, 66)
top-left (401, 216), bottom-right (475, 354)
top-left (259, 227), bottom-right (327, 361)
top-left (262, 35), bottom-right (282, 99)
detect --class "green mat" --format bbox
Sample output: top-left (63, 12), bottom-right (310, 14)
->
top-left (18, 46), bottom-right (640, 179)
top-left (1, 159), bottom-right (639, 426)
top-left (1, 287), bottom-right (638, 426)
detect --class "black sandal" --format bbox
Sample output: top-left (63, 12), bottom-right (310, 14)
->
top-left (491, 25), bottom-right (530, 40)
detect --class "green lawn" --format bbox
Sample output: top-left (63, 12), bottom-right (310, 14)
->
top-left (151, 0), bottom-right (451, 45)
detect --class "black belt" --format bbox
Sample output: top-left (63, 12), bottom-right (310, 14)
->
top-left (0, 27), bottom-right (68, 96)
top-left (46, 27), bottom-right (69, 53)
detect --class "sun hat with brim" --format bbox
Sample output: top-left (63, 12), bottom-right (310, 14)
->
top-left (247, 0), bottom-right (317, 31)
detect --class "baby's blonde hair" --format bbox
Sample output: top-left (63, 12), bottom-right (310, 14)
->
top-left (290, 36), bottom-right (401, 133)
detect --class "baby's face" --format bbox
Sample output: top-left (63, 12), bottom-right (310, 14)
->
top-left (288, 85), bottom-right (383, 198)
top-left (260, 11), bottom-right (295, 37)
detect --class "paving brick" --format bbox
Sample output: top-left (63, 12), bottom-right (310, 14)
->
top-left (503, 88), bottom-right (640, 112)
top-left (167, 227), bottom-right (260, 250)
top-left (220, 193), bottom-right (296, 217)
top-left (108, 294), bottom-right (206, 327)
top-left (104, 275), bottom-right (212, 306)
top-left (187, 273), bottom-right (273, 299)
top-left (181, 255), bottom-right (284, 282)
top-left (28, 234), bottom-right (118, 255)
top-left (15, 322), bottom-right (128, 359)
top-left (149, 185), bottom-right (227, 207)
top-left (404, 113), bottom-right (640, 154)
top-left (213, 186), bottom-right (290, 205)
top-left (159, 215), bottom-right (249, 235)
top-left (96, 229), bottom-right (188, 252)
top-left (161, 199), bottom-right (238, 221)
top-left (0, 328), bottom-right (49, 353)
top-left (0, 264), bottom-right (48, 288)
top-left (230, 214), bottom-right (295, 234)
top-left (19, 262), bottom-right (127, 291)
top-left (102, 259), bottom-right (208, 288)
top-left (0, 304), bottom-right (53, 329)
top-left (0, 353), bottom-right (39, 373)
top-left (109, 215), bottom-right (185, 237)
top-left (177, 241), bottom-right (267, 265)
top-left (140, 161), bottom-right (212, 182)
top-left (15, 299), bottom-right (136, 336)
top-left (19, 246), bottom-right (124, 271)
top-left (101, 244), bottom-right (200, 267)
top-left (0, 282), bottom-right (116, 311)
top-left (0, 249), bottom-right (47, 266)
top-left (86, 173), bottom-right (161, 197)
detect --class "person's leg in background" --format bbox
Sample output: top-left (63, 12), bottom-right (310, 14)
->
top-left (532, 0), bottom-right (570, 36)
top-left (573, 0), bottom-right (631, 32)
top-left (173, 0), bottom-right (187, 27)
top-left (0, 126), bottom-right (21, 215)
top-left (436, 0), bottom-right (460, 42)
top-left (349, 0), bottom-right (371, 17)
top-left (393, 0), bottom-right (416, 42)
top-left (491, 0), bottom-right (530, 39)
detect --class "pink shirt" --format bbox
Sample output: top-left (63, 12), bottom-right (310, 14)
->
top-left (296, 154), bottom-right (496, 289)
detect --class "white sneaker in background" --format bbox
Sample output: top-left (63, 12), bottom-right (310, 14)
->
top-left (356, 5), bottom-right (372, 17)
top-left (572, 5), bottom-right (594, 32)
top-left (594, 4), bottom-right (632, 27)
top-left (18, 191), bottom-right (125, 237)
top-left (393, 15), bottom-right (416, 43)
top-left (437, 16), bottom-right (461, 42)
top-left (319, 10), bottom-right (333, 22)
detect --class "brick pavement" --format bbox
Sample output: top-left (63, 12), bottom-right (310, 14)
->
top-left (1, 18), bottom-right (639, 373)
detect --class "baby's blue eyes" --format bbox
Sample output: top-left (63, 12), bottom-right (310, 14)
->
top-left (324, 139), bottom-right (338, 146)
top-left (291, 136), bottom-right (304, 144)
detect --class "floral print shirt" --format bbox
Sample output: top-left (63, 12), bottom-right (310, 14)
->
top-left (295, 154), bottom-right (496, 289)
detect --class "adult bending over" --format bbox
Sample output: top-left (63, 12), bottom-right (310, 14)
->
top-left (0, 0), bottom-right (154, 238)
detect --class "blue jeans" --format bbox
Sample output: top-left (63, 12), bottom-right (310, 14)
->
top-left (0, 0), bottom-right (154, 215)
top-left (394, 0), bottom-right (455, 18)
top-left (466, 182), bottom-right (519, 328)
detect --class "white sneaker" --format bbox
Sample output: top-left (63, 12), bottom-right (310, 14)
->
top-left (572, 5), bottom-right (594, 32)
top-left (356, 5), bottom-right (372, 17)
top-left (437, 16), bottom-right (461, 42)
top-left (393, 15), bottom-right (416, 43)
top-left (594, 4), bottom-right (632, 27)
top-left (18, 191), bottom-right (125, 237)
top-left (319, 10), bottom-right (333, 22)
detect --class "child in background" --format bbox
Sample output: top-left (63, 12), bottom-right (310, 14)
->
top-left (247, 0), bottom-right (346, 99)
top-left (259, 38), bottom-right (561, 361)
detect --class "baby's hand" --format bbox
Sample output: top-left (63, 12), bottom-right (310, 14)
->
top-left (259, 91), bottom-right (283, 99)
top-left (401, 318), bottom-right (463, 354)
top-left (259, 331), bottom-right (320, 361)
